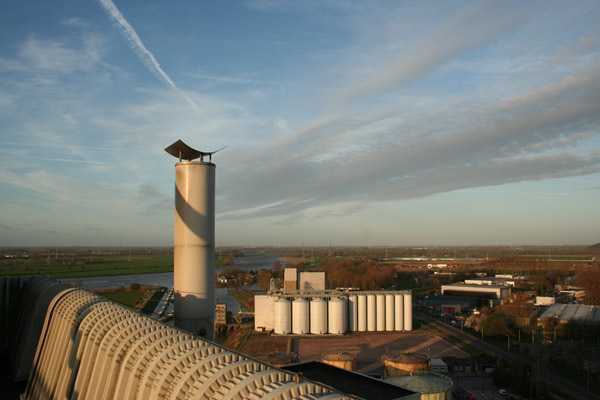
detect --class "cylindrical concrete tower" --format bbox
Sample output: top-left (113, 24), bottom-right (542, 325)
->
top-left (173, 161), bottom-right (215, 338)
top-left (166, 140), bottom-right (220, 340)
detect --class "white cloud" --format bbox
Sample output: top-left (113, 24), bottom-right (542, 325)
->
top-left (62, 17), bottom-right (88, 28)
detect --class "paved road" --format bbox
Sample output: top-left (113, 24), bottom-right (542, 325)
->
top-left (417, 311), bottom-right (600, 400)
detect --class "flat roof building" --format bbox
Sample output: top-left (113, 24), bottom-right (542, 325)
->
top-left (441, 284), bottom-right (510, 305)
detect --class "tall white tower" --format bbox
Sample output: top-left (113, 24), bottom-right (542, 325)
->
top-left (165, 140), bottom-right (221, 340)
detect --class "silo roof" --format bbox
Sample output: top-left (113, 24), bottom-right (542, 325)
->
top-left (384, 353), bottom-right (428, 364)
top-left (385, 373), bottom-right (453, 393)
top-left (323, 352), bottom-right (355, 361)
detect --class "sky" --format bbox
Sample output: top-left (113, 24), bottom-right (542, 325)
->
top-left (0, 0), bottom-right (599, 247)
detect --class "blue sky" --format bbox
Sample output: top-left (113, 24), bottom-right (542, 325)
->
top-left (1, 0), bottom-right (599, 247)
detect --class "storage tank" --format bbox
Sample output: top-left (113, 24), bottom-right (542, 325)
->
top-left (321, 352), bottom-right (356, 371)
top-left (328, 297), bottom-right (347, 334)
top-left (403, 293), bottom-right (413, 331)
top-left (292, 298), bottom-right (309, 334)
top-left (385, 294), bottom-right (395, 331)
top-left (348, 295), bottom-right (358, 332)
top-left (394, 294), bottom-right (404, 331)
top-left (357, 295), bottom-right (367, 332)
top-left (382, 353), bottom-right (430, 377)
top-left (376, 295), bottom-right (386, 331)
top-left (367, 294), bottom-right (376, 331)
top-left (310, 298), bottom-right (328, 334)
top-left (273, 298), bottom-right (291, 334)
top-left (385, 372), bottom-right (453, 400)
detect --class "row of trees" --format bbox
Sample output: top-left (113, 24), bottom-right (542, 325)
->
top-left (320, 260), bottom-right (394, 290)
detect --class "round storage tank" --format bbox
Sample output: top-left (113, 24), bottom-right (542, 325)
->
top-left (328, 297), bottom-right (347, 334)
top-left (310, 298), bottom-right (328, 334)
top-left (382, 353), bottom-right (430, 377)
top-left (357, 295), bottom-right (367, 332)
top-left (385, 294), bottom-right (395, 331)
top-left (274, 298), bottom-right (291, 335)
top-left (348, 295), bottom-right (358, 332)
top-left (367, 295), bottom-right (376, 331)
top-left (322, 352), bottom-right (356, 371)
top-left (385, 372), bottom-right (453, 400)
top-left (292, 298), bottom-right (309, 334)
top-left (394, 294), bottom-right (404, 331)
top-left (376, 295), bottom-right (386, 331)
top-left (403, 293), bottom-right (413, 331)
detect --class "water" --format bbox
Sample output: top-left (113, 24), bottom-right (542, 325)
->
top-left (58, 253), bottom-right (284, 312)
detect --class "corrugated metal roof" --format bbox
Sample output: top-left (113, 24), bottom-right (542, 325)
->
top-left (539, 304), bottom-right (600, 324)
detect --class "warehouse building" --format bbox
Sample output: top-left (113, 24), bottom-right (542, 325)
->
top-left (538, 304), bottom-right (600, 325)
top-left (441, 284), bottom-right (510, 306)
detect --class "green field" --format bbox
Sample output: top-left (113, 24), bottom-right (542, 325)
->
top-left (0, 254), bottom-right (174, 278)
top-left (0, 253), bottom-right (233, 279)
top-left (100, 290), bottom-right (144, 306)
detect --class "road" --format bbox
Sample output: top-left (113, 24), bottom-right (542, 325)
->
top-left (417, 311), bottom-right (600, 400)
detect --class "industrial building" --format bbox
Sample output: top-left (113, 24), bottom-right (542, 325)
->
top-left (538, 304), bottom-right (600, 325)
top-left (255, 291), bottom-right (413, 335)
top-left (284, 268), bottom-right (326, 292)
top-left (464, 276), bottom-right (519, 287)
top-left (422, 296), bottom-right (477, 314)
top-left (440, 284), bottom-right (510, 305)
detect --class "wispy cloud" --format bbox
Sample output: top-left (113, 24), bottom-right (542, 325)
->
top-left (338, 1), bottom-right (536, 103)
top-left (218, 64), bottom-right (600, 219)
top-left (37, 157), bottom-right (103, 165)
top-left (96, 0), bottom-right (198, 110)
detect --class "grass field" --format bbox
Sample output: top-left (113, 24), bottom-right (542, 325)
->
top-left (0, 254), bottom-right (232, 279)
top-left (100, 290), bottom-right (144, 306)
top-left (0, 254), bottom-right (174, 278)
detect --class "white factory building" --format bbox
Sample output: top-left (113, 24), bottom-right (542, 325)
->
top-left (255, 290), bottom-right (413, 335)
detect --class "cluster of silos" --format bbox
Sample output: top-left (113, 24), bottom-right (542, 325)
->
top-left (273, 297), bottom-right (349, 335)
top-left (348, 293), bottom-right (412, 333)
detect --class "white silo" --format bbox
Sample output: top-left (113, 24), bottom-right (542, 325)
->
top-left (292, 298), bottom-right (309, 334)
top-left (395, 294), bottom-right (404, 331)
top-left (348, 294), bottom-right (358, 332)
top-left (274, 298), bottom-right (291, 334)
top-left (385, 294), bottom-right (395, 331)
top-left (166, 140), bottom-right (218, 339)
top-left (328, 297), bottom-right (347, 334)
top-left (403, 293), bottom-right (413, 331)
top-left (367, 294), bottom-right (376, 332)
top-left (376, 295), bottom-right (386, 331)
top-left (357, 295), bottom-right (367, 332)
top-left (310, 298), bottom-right (328, 334)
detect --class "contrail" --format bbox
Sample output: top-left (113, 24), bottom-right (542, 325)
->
top-left (97, 0), bottom-right (198, 110)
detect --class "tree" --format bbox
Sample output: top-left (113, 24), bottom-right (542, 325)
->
top-left (482, 313), bottom-right (512, 337)
top-left (257, 270), bottom-right (273, 291)
top-left (575, 268), bottom-right (600, 305)
top-left (130, 283), bottom-right (141, 291)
